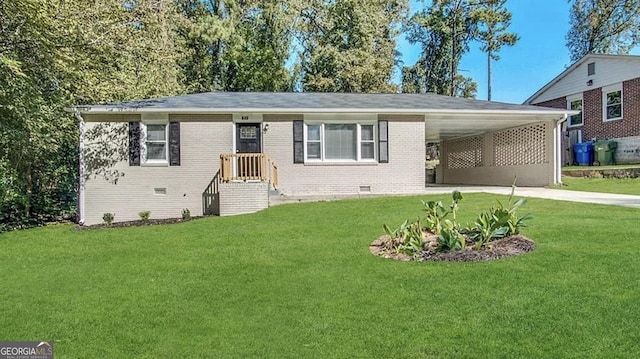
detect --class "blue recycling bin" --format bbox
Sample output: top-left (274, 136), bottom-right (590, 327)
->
top-left (573, 142), bottom-right (594, 166)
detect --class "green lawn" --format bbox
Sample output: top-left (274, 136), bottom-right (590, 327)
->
top-left (2, 194), bottom-right (640, 358)
top-left (563, 164), bottom-right (640, 171)
top-left (559, 176), bottom-right (640, 195)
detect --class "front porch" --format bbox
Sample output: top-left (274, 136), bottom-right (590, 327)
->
top-left (216, 153), bottom-right (279, 216)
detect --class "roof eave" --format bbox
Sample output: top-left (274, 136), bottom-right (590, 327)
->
top-left (72, 106), bottom-right (573, 117)
top-left (524, 53), bottom-right (640, 104)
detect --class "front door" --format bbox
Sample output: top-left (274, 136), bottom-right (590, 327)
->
top-left (236, 123), bottom-right (262, 178)
top-left (236, 123), bottom-right (262, 154)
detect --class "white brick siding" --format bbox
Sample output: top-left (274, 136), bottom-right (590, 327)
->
top-left (82, 117), bottom-right (232, 225)
top-left (218, 182), bottom-right (269, 216)
top-left (263, 114), bottom-right (426, 196)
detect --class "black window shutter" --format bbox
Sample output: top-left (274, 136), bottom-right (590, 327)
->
top-left (378, 120), bottom-right (388, 163)
top-left (293, 120), bottom-right (304, 163)
top-left (169, 122), bottom-right (181, 166)
top-left (128, 122), bottom-right (141, 166)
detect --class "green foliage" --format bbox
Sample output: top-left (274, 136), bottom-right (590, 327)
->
top-left (299, 0), bottom-right (409, 92)
top-left (422, 200), bottom-right (447, 233)
top-left (384, 187), bottom-right (530, 253)
top-left (402, 0), bottom-right (478, 97)
top-left (382, 218), bottom-right (425, 255)
top-left (567, 0), bottom-right (640, 61)
top-left (469, 209), bottom-right (509, 249)
top-left (181, 208), bottom-right (191, 221)
top-left (177, 0), bottom-right (296, 92)
top-left (403, 0), bottom-right (518, 99)
top-left (437, 219), bottom-right (465, 252)
top-left (468, 183), bottom-right (532, 249)
top-left (469, 0), bottom-right (518, 100)
top-left (422, 190), bottom-right (462, 234)
top-left (102, 213), bottom-right (115, 226)
top-left (138, 211), bottom-right (152, 221)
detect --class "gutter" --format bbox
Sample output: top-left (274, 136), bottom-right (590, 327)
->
top-left (72, 106), bottom-right (576, 117)
top-left (73, 109), bottom-right (85, 225)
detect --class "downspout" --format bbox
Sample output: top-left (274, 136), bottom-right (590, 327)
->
top-left (73, 109), bottom-right (86, 225)
top-left (554, 114), bottom-right (567, 185)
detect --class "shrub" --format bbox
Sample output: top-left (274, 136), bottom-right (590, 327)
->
top-left (138, 210), bottom-right (151, 221)
top-left (181, 208), bottom-right (191, 221)
top-left (102, 213), bottom-right (115, 226)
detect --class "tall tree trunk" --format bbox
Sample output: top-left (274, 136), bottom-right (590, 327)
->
top-left (487, 49), bottom-right (492, 101)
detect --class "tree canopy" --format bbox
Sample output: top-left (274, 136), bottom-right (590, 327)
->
top-left (567, 0), bottom-right (640, 61)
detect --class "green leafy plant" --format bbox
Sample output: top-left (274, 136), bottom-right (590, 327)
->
top-left (181, 208), bottom-right (191, 221)
top-left (437, 220), bottom-right (465, 252)
top-left (102, 213), bottom-right (115, 226)
top-left (470, 209), bottom-right (509, 250)
top-left (138, 210), bottom-right (151, 222)
top-left (422, 200), bottom-right (446, 233)
top-left (397, 218), bottom-right (426, 255)
top-left (422, 190), bottom-right (463, 234)
top-left (468, 179), bottom-right (533, 249)
top-left (383, 218), bottom-right (426, 255)
top-left (383, 220), bottom-right (410, 243)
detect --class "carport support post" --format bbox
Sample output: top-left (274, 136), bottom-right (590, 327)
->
top-left (554, 115), bottom-right (566, 185)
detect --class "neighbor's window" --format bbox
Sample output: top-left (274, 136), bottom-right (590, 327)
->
top-left (603, 86), bottom-right (622, 121)
top-left (567, 96), bottom-right (583, 127)
top-left (305, 122), bottom-right (376, 161)
top-left (144, 123), bottom-right (168, 163)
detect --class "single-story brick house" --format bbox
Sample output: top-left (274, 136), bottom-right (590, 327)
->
top-left (524, 54), bottom-right (640, 165)
top-left (72, 92), bottom-right (572, 225)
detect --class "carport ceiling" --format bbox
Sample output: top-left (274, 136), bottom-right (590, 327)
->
top-left (424, 113), bottom-right (564, 141)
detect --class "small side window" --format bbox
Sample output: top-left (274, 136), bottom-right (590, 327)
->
top-left (587, 62), bottom-right (595, 76)
top-left (567, 97), bottom-right (583, 127)
top-left (603, 86), bottom-right (623, 121)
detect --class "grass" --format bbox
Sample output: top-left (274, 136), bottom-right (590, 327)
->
top-left (563, 163), bottom-right (640, 170)
top-left (2, 194), bottom-right (640, 358)
top-left (557, 176), bottom-right (640, 195)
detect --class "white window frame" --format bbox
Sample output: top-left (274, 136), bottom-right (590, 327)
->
top-left (303, 121), bottom-right (377, 163)
top-left (141, 119), bottom-right (169, 166)
top-left (602, 84), bottom-right (623, 122)
top-left (566, 94), bottom-right (583, 127)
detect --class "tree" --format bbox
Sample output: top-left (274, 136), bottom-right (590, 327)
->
top-left (567, 0), bottom-right (640, 62)
top-left (470, 0), bottom-right (518, 101)
top-left (0, 0), bottom-right (79, 230)
top-left (298, 0), bottom-right (409, 92)
top-left (177, 0), bottom-right (296, 92)
top-left (402, 0), bottom-right (478, 97)
top-left (0, 0), bottom-right (188, 231)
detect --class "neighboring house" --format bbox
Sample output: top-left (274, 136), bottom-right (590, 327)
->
top-left (525, 54), bottom-right (640, 165)
top-left (72, 92), bottom-right (571, 225)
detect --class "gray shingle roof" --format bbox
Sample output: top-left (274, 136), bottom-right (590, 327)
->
top-left (78, 92), bottom-right (569, 114)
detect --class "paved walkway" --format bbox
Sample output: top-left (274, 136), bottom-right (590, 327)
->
top-left (425, 185), bottom-right (640, 208)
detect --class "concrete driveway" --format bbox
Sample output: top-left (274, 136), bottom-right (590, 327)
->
top-left (426, 186), bottom-right (640, 209)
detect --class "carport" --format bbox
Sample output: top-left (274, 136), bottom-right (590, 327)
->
top-left (424, 108), bottom-right (573, 187)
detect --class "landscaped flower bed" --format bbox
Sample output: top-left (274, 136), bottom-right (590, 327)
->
top-left (371, 186), bottom-right (535, 262)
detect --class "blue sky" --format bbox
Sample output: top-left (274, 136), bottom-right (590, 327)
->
top-left (398, 0), bottom-right (639, 104)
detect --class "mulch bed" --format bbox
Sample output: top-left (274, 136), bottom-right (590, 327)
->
top-left (74, 216), bottom-right (204, 230)
top-left (370, 234), bottom-right (535, 262)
